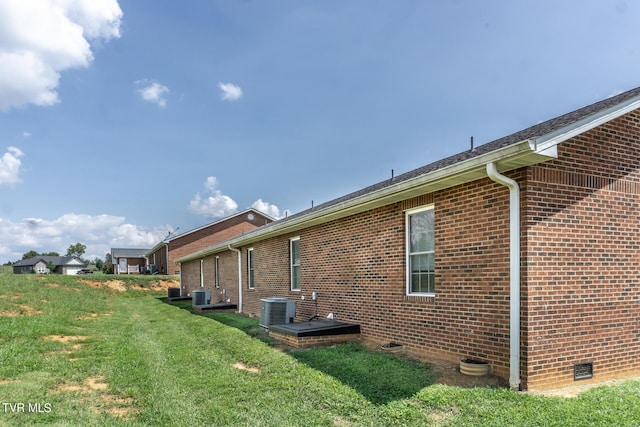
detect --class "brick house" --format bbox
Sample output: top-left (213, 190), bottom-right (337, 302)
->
top-left (146, 209), bottom-right (273, 275)
top-left (13, 256), bottom-right (86, 275)
top-left (111, 248), bottom-right (150, 274)
top-left (176, 87), bottom-right (640, 391)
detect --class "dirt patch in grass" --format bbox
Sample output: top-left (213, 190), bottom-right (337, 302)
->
top-left (0, 293), bottom-right (23, 298)
top-left (131, 279), bottom-right (179, 292)
top-left (55, 376), bottom-right (107, 393)
top-left (0, 310), bottom-right (22, 317)
top-left (54, 376), bottom-right (138, 419)
top-left (43, 335), bottom-right (88, 343)
top-left (86, 376), bottom-right (108, 390)
top-left (431, 407), bottom-right (461, 424)
top-left (17, 303), bottom-right (43, 315)
top-left (78, 279), bottom-right (127, 292)
top-left (98, 394), bottom-right (137, 419)
top-left (152, 279), bottom-right (178, 290)
top-left (232, 362), bottom-right (260, 374)
top-left (0, 304), bottom-right (43, 317)
top-left (76, 313), bottom-right (99, 321)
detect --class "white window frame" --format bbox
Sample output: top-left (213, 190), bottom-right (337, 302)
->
top-left (200, 259), bottom-right (204, 287)
top-left (247, 248), bottom-right (255, 289)
top-left (406, 205), bottom-right (435, 296)
top-left (290, 237), bottom-right (301, 291)
top-left (214, 256), bottom-right (220, 288)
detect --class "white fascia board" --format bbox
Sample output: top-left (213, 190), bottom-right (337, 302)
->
top-left (534, 96), bottom-right (640, 151)
top-left (177, 140), bottom-right (557, 264)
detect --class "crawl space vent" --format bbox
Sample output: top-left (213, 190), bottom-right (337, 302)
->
top-left (574, 362), bottom-right (594, 380)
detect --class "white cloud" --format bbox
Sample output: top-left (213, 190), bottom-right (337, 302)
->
top-left (188, 176), bottom-right (238, 218)
top-left (23, 131), bottom-right (31, 138)
top-left (136, 80), bottom-right (169, 107)
top-left (0, 0), bottom-right (122, 111)
top-left (251, 198), bottom-right (289, 220)
top-left (218, 82), bottom-right (243, 101)
top-left (0, 146), bottom-right (24, 186)
top-left (0, 213), bottom-right (167, 264)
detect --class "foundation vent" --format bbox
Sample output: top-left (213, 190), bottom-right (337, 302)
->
top-left (574, 362), bottom-right (594, 380)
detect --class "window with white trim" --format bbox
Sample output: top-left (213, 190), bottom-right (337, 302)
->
top-left (406, 206), bottom-right (435, 295)
top-left (214, 256), bottom-right (220, 288)
top-left (247, 248), bottom-right (255, 289)
top-left (290, 237), bottom-right (301, 291)
top-left (200, 259), bottom-right (204, 287)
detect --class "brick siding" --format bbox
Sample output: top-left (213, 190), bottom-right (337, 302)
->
top-left (149, 211), bottom-right (272, 275)
top-left (522, 110), bottom-right (640, 390)
top-left (179, 110), bottom-right (640, 391)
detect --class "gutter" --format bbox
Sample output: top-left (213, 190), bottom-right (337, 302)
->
top-left (486, 162), bottom-right (521, 391)
top-left (178, 139), bottom-right (552, 264)
top-left (227, 244), bottom-right (242, 313)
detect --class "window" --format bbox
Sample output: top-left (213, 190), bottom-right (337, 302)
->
top-left (406, 206), bottom-right (435, 295)
top-left (200, 259), bottom-right (204, 287)
top-left (214, 256), bottom-right (220, 288)
top-left (247, 248), bottom-right (255, 289)
top-left (290, 237), bottom-right (300, 291)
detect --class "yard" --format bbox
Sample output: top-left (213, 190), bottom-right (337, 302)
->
top-left (0, 271), bottom-right (639, 426)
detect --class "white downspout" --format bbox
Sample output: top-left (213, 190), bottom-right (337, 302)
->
top-left (165, 243), bottom-right (170, 275)
top-left (486, 162), bottom-right (521, 391)
top-left (228, 245), bottom-right (242, 313)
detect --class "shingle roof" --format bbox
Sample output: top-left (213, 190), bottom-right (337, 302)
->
top-left (110, 248), bottom-right (150, 258)
top-left (177, 85), bottom-right (640, 262)
top-left (289, 85), bottom-right (640, 220)
top-left (14, 256), bottom-right (84, 267)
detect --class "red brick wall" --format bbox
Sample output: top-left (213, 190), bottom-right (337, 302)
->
top-left (222, 186), bottom-right (515, 381)
top-left (149, 245), bottom-right (168, 274)
top-left (522, 111), bottom-right (640, 390)
top-left (150, 211), bottom-right (272, 275)
top-left (181, 251), bottom-right (239, 304)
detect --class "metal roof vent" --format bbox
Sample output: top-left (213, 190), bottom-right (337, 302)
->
top-left (574, 362), bottom-right (594, 381)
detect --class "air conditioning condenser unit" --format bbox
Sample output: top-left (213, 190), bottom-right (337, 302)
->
top-left (260, 298), bottom-right (296, 328)
top-left (192, 290), bottom-right (211, 306)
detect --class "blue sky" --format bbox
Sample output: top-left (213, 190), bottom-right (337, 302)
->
top-left (1, 0), bottom-right (639, 264)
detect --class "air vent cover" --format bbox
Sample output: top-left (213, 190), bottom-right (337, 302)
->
top-left (574, 362), bottom-right (594, 380)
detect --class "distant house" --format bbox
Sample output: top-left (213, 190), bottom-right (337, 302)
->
top-left (146, 209), bottom-right (273, 275)
top-left (110, 248), bottom-right (150, 274)
top-left (176, 86), bottom-right (640, 392)
top-left (13, 256), bottom-right (86, 275)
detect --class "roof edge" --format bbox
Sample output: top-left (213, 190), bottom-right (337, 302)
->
top-left (535, 94), bottom-right (640, 150)
top-left (177, 139), bottom-right (548, 263)
top-left (146, 208), bottom-right (275, 256)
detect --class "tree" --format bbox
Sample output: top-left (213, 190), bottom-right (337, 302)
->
top-left (102, 262), bottom-right (113, 274)
top-left (66, 243), bottom-right (86, 258)
top-left (94, 257), bottom-right (104, 271)
top-left (22, 250), bottom-right (40, 260)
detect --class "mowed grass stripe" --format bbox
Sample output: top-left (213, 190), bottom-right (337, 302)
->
top-left (89, 296), bottom-right (369, 426)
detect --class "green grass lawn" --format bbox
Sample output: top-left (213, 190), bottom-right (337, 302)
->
top-left (1, 273), bottom-right (639, 426)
